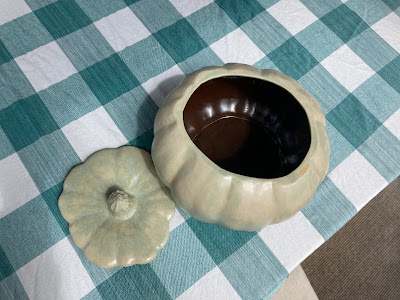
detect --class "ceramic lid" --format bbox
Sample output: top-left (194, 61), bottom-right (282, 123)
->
top-left (58, 146), bottom-right (175, 268)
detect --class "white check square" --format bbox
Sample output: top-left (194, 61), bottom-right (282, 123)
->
top-left (95, 7), bottom-right (151, 52)
top-left (258, 212), bottom-right (324, 272)
top-left (142, 65), bottom-right (185, 107)
top-left (0, 0), bottom-right (31, 25)
top-left (384, 109), bottom-right (400, 140)
top-left (321, 45), bottom-right (375, 92)
top-left (0, 153), bottom-right (40, 218)
top-left (372, 12), bottom-right (400, 53)
top-left (210, 28), bottom-right (265, 65)
top-left (169, 0), bottom-right (213, 17)
top-left (328, 150), bottom-right (387, 210)
top-left (177, 267), bottom-right (241, 300)
top-left (15, 41), bottom-right (77, 92)
top-left (62, 106), bottom-right (128, 161)
top-left (267, 0), bottom-right (318, 35)
top-left (17, 237), bottom-right (95, 300)
top-left (169, 207), bottom-right (185, 232)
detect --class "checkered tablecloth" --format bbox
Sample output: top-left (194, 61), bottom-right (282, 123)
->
top-left (1, 0), bottom-right (399, 299)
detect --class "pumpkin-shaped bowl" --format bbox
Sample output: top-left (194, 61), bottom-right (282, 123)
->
top-left (152, 64), bottom-right (330, 231)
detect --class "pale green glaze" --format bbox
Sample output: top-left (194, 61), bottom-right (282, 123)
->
top-left (58, 146), bottom-right (175, 268)
top-left (152, 64), bottom-right (330, 231)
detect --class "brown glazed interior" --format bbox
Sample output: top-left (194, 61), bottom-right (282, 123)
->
top-left (183, 76), bottom-right (311, 179)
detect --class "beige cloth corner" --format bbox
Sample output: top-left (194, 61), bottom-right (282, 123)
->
top-left (271, 266), bottom-right (318, 300)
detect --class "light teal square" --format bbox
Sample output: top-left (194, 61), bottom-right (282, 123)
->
top-left (178, 47), bottom-right (223, 75)
top-left (39, 73), bottom-right (101, 128)
top-left (130, 0), bottom-right (182, 33)
top-left (296, 20), bottom-right (343, 61)
top-left (119, 36), bottom-right (175, 83)
top-left (346, 0), bottom-right (393, 26)
top-left (58, 24), bottom-right (114, 71)
top-left (0, 195), bottom-right (65, 270)
top-left (0, 13), bottom-right (53, 57)
top-left (242, 11), bottom-right (292, 54)
top-left (214, 0), bottom-right (265, 27)
top-left (25, 0), bottom-right (57, 10)
top-left (257, 0), bottom-right (279, 9)
top-left (300, 0), bottom-right (342, 18)
top-left (0, 61), bottom-right (35, 110)
top-left (302, 177), bottom-right (357, 240)
top-left (18, 130), bottom-right (81, 192)
top-left (104, 86), bottom-right (158, 141)
top-left (187, 2), bottom-right (237, 45)
top-left (359, 126), bottom-right (400, 182)
top-left (81, 288), bottom-right (102, 300)
top-left (76, 0), bottom-right (127, 21)
top-left (348, 29), bottom-right (398, 71)
top-left (219, 235), bottom-right (288, 299)
top-left (151, 223), bottom-right (216, 298)
top-left (353, 74), bottom-right (400, 123)
top-left (326, 121), bottom-right (355, 173)
top-left (0, 128), bottom-right (14, 160)
top-left (378, 56), bottom-right (400, 94)
top-left (0, 273), bottom-right (29, 300)
top-left (254, 56), bottom-right (279, 70)
top-left (299, 64), bottom-right (349, 114)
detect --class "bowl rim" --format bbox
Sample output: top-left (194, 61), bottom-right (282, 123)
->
top-left (156, 63), bottom-right (329, 186)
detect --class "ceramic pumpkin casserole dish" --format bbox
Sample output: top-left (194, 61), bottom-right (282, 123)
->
top-left (152, 64), bottom-right (330, 231)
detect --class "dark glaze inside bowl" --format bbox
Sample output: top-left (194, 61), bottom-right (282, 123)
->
top-left (183, 76), bottom-right (311, 179)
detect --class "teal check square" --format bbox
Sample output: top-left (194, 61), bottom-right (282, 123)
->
top-left (348, 28), bottom-right (398, 71)
top-left (254, 56), bottom-right (279, 70)
top-left (35, 0), bottom-right (92, 39)
top-left (219, 236), bottom-right (288, 299)
top-left (378, 56), bottom-right (400, 94)
top-left (76, 0), bottom-right (127, 22)
top-left (327, 94), bottom-right (381, 148)
top-left (124, 0), bottom-right (140, 5)
top-left (381, 0), bottom-right (400, 10)
top-left (151, 223), bottom-right (216, 298)
top-left (0, 128), bottom-right (14, 160)
top-left (300, 0), bottom-right (342, 18)
top-left (320, 4), bottom-right (369, 43)
top-left (24, 0), bottom-right (57, 10)
top-left (153, 19), bottom-right (208, 64)
top-left (0, 195), bottom-right (65, 270)
top-left (97, 265), bottom-right (171, 300)
top-left (104, 86), bottom-right (158, 141)
top-left (57, 24), bottom-right (114, 72)
top-left (353, 74), bottom-right (400, 123)
top-left (187, 2), bottom-right (237, 45)
top-left (82, 289), bottom-right (102, 300)
top-left (296, 20), bottom-right (343, 61)
top-left (129, 129), bottom-right (154, 152)
top-left (325, 121), bottom-right (355, 172)
top-left (18, 130), bottom-right (81, 192)
top-left (80, 54), bottom-right (140, 105)
top-left (0, 246), bottom-right (14, 280)
top-left (0, 273), bottom-right (29, 300)
top-left (178, 47), bottom-right (223, 75)
top-left (242, 11), bottom-right (292, 54)
top-left (0, 40), bottom-right (12, 65)
top-left (346, 0), bottom-right (392, 26)
top-left (0, 94), bottom-right (59, 152)
top-left (39, 73), bottom-right (101, 127)
top-left (359, 126), bottom-right (400, 182)
top-left (119, 36), bottom-right (175, 83)
top-left (186, 217), bottom-right (257, 264)
top-left (0, 61), bottom-right (35, 110)
top-left (268, 37), bottom-right (318, 80)
top-left (215, 0), bottom-right (265, 26)
top-left (0, 13), bottom-right (53, 58)
top-left (130, 0), bottom-right (182, 33)
top-left (298, 64), bottom-right (349, 114)
top-left (41, 183), bottom-right (69, 235)
top-left (302, 177), bottom-right (357, 240)
top-left (257, 0), bottom-right (279, 9)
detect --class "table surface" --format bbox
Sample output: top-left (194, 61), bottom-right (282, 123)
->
top-left (0, 0), bottom-right (399, 299)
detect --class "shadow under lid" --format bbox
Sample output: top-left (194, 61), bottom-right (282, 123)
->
top-left (183, 76), bottom-right (311, 179)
